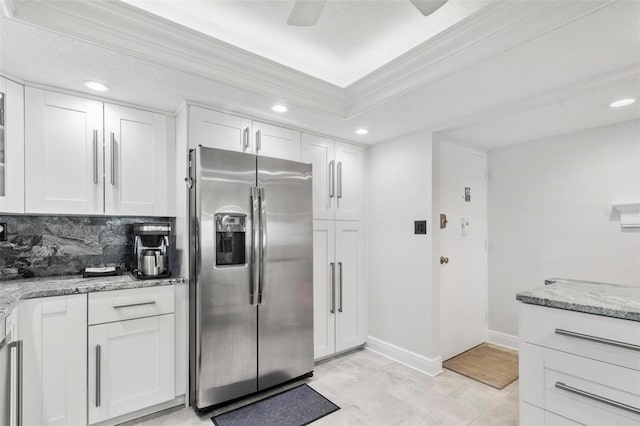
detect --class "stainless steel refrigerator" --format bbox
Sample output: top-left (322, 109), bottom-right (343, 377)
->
top-left (188, 146), bottom-right (313, 411)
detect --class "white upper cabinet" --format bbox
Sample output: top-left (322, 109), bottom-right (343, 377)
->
top-left (301, 133), bottom-right (335, 220)
top-left (335, 141), bottom-right (364, 221)
top-left (189, 106), bottom-right (252, 153)
top-left (302, 134), bottom-right (365, 221)
top-left (105, 104), bottom-right (174, 216)
top-left (25, 87), bottom-right (104, 215)
top-left (253, 121), bottom-right (301, 161)
top-left (0, 76), bottom-right (24, 213)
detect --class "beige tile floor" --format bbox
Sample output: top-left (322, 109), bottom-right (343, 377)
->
top-left (128, 348), bottom-right (519, 426)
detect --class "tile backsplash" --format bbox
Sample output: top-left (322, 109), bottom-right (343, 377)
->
top-left (0, 215), bottom-right (176, 281)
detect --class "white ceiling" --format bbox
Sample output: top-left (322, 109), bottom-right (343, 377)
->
top-left (121, 0), bottom-right (492, 87)
top-left (1, 0), bottom-right (639, 148)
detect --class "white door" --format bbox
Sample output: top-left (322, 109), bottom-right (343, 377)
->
top-left (189, 106), bottom-right (252, 152)
top-left (439, 141), bottom-right (488, 360)
top-left (25, 87), bottom-right (104, 214)
top-left (335, 221), bottom-right (366, 352)
top-left (105, 104), bottom-right (172, 216)
top-left (301, 133), bottom-right (335, 220)
top-left (88, 315), bottom-right (175, 424)
top-left (0, 76), bottom-right (25, 213)
top-left (254, 121), bottom-right (301, 161)
top-left (313, 220), bottom-right (336, 359)
top-left (335, 142), bottom-right (364, 221)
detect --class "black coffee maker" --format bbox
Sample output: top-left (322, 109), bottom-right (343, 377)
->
top-left (133, 222), bottom-right (171, 279)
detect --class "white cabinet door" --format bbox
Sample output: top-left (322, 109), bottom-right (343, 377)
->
top-left (105, 104), bottom-right (174, 216)
top-left (301, 133), bottom-right (335, 220)
top-left (334, 141), bottom-right (364, 221)
top-left (25, 87), bottom-right (104, 214)
top-left (88, 314), bottom-right (175, 424)
top-left (254, 121), bottom-right (301, 161)
top-left (189, 106), bottom-right (252, 153)
top-left (0, 76), bottom-right (25, 213)
top-left (313, 220), bottom-right (336, 359)
top-left (335, 221), bottom-right (366, 352)
top-left (17, 295), bottom-right (87, 426)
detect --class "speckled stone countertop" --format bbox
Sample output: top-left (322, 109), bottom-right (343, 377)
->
top-left (0, 275), bottom-right (186, 323)
top-left (516, 278), bottom-right (640, 322)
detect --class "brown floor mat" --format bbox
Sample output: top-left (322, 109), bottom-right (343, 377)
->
top-left (443, 343), bottom-right (518, 390)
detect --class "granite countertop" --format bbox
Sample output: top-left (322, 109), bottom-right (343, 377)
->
top-left (516, 278), bottom-right (640, 322)
top-left (0, 274), bottom-right (186, 323)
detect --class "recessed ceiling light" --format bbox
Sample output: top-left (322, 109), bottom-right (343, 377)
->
top-left (83, 81), bottom-right (109, 92)
top-left (271, 104), bottom-right (288, 113)
top-left (609, 98), bottom-right (636, 108)
top-left (355, 128), bottom-right (369, 135)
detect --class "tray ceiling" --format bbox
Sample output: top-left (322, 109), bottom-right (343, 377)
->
top-left (122, 0), bottom-right (492, 87)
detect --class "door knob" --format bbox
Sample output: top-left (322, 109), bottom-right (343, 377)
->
top-left (440, 256), bottom-right (449, 264)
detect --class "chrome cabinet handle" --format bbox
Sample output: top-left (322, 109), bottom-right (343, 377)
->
top-left (110, 132), bottom-right (115, 185)
top-left (338, 262), bottom-right (343, 313)
top-left (330, 262), bottom-right (335, 314)
top-left (329, 160), bottom-right (335, 198)
top-left (96, 344), bottom-right (101, 407)
top-left (555, 329), bottom-right (640, 352)
top-left (258, 187), bottom-right (267, 304)
top-left (112, 301), bottom-right (157, 309)
top-left (555, 382), bottom-right (640, 415)
top-left (243, 127), bottom-right (250, 151)
top-left (256, 130), bottom-right (262, 152)
top-left (9, 340), bottom-right (23, 426)
top-left (250, 187), bottom-right (260, 306)
top-left (337, 162), bottom-right (343, 199)
top-left (93, 129), bottom-right (98, 184)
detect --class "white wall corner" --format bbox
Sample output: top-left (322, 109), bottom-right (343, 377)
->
top-left (487, 330), bottom-right (519, 351)
top-left (365, 336), bottom-right (443, 377)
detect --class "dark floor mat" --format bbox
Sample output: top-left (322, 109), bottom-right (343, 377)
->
top-left (211, 384), bottom-right (339, 426)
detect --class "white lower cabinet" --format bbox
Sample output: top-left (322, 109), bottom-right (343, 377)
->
top-left (519, 303), bottom-right (640, 426)
top-left (18, 294), bottom-right (87, 426)
top-left (88, 314), bottom-right (175, 424)
top-left (313, 220), bottom-right (366, 360)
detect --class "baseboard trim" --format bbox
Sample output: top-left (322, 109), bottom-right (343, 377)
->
top-left (365, 336), bottom-right (443, 376)
top-left (488, 330), bottom-right (519, 351)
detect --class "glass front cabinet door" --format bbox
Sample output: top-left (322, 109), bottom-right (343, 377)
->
top-left (0, 76), bottom-right (25, 213)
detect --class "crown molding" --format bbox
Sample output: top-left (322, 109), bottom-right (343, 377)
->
top-left (344, 0), bottom-right (615, 115)
top-left (10, 0), bottom-right (346, 116)
top-left (436, 63), bottom-right (640, 135)
top-left (6, 0), bottom-right (618, 122)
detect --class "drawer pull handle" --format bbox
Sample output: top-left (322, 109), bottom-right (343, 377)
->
top-left (112, 301), bottom-right (157, 309)
top-left (555, 382), bottom-right (640, 416)
top-left (555, 329), bottom-right (640, 352)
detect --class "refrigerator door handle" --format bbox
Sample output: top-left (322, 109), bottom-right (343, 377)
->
top-left (251, 186), bottom-right (260, 306)
top-left (337, 161), bottom-right (343, 199)
top-left (258, 187), bottom-right (267, 304)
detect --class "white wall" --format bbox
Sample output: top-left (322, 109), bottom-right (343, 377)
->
top-left (488, 120), bottom-right (640, 337)
top-left (367, 131), bottom-right (440, 368)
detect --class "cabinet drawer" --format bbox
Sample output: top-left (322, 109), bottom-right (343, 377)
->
top-left (544, 349), bottom-right (640, 425)
top-left (89, 286), bottom-right (174, 325)
top-left (520, 303), bottom-right (640, 370)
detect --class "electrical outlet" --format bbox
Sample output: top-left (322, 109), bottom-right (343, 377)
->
top-left (0, 223), bottom-right (7, 242)
top-left (414, 220), bottom-right (427, 235)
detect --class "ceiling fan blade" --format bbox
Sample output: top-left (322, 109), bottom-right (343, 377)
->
top-left (287, 0), bottom-right (328, 26)
top-left (409, 0), bottom-right (448, 16)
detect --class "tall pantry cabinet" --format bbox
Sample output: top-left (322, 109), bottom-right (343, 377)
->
top-left (302, 133), bottom-right (366, 360)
